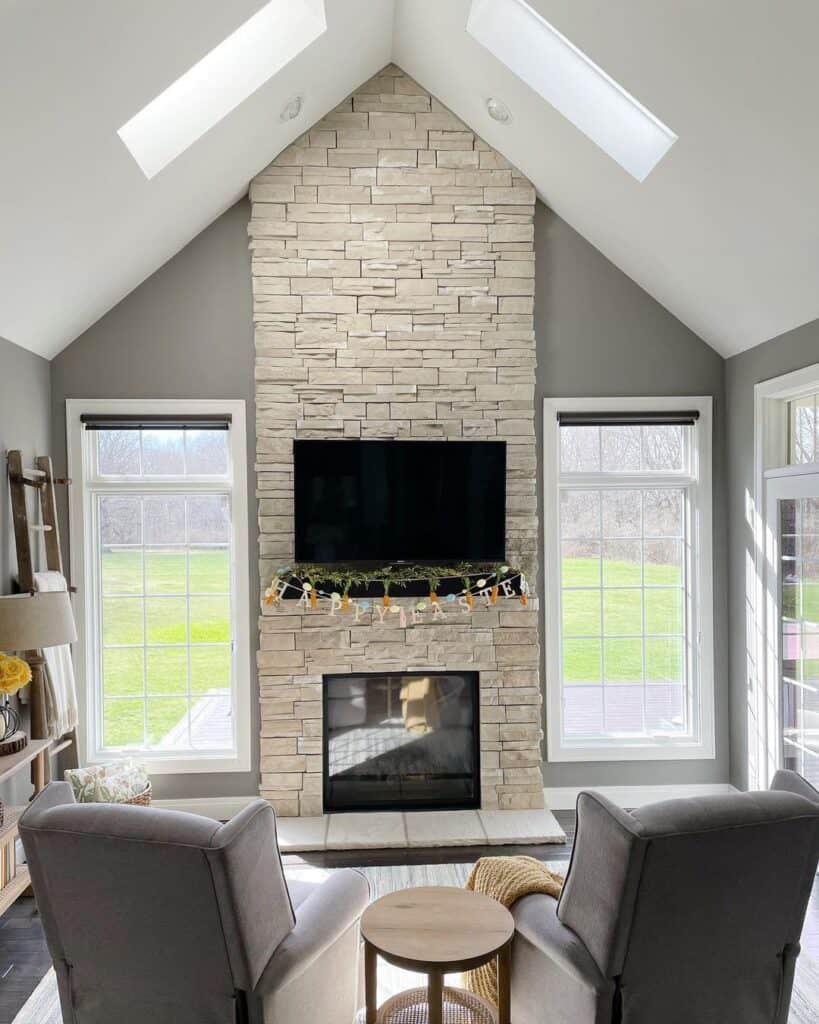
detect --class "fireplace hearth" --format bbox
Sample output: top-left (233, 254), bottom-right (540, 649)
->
top-left (323, 671), bottom-right (480, 813)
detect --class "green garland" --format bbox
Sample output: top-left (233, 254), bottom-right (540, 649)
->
top-left (275, 561), bottom-right (525, 599)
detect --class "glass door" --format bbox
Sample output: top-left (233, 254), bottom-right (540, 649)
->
top-left (767, 474), bottom-right (819, 784)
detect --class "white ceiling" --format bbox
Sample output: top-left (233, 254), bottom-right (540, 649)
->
top-left (2, 0), bottom-right (819, 359)
top-left (0, 0), bottom-right (392, 358)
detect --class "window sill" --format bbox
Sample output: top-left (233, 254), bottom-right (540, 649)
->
top-left (547, 739), bottom-right (716, 763)
top-left (88, 752), bottom-right (251, 775)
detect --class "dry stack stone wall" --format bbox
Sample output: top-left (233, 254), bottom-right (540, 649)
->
top-left (248, 65), bottom-right (543, 816)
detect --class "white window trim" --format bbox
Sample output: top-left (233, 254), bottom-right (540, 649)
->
top-left (750, 362), bottom-right (819, 790)
top-left (67, 398), bottom-right (251, 775)
top-left (543, 396), bottom-right (715, 762)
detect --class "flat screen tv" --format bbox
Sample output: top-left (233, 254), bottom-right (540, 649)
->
top-left (294, 440), bottom-right (506, 564)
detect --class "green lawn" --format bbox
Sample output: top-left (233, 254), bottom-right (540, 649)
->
top-left (782, 580), bottom-right (819, 623)
top-left (101, 549), bottom-right (231, 748)
top-left (561, 557), bottom-right (684, 684)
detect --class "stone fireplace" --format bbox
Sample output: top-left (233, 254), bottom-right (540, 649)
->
top-left (249, 64), bottom-right (543, 817)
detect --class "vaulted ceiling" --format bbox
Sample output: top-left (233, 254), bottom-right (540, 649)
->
top-left (2, 0), bottom-right (819, 359)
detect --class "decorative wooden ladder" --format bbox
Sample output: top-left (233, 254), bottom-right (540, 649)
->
top-left (6, 451), bottom-right (79, 777)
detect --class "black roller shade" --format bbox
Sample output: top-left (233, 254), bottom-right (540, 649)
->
top-left (80, 413), bottom-right (232, 431)
top-left (557, 410), bottom-right (699, 427)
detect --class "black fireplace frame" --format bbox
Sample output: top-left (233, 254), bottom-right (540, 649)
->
top-left (321, 669), bottom-right (482, 814)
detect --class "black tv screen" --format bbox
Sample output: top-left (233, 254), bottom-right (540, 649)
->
top-left (294, 440), bottom-right (506, 564)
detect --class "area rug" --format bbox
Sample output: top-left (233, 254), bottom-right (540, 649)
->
top-left (14, 862), bottom-right (819, 1023)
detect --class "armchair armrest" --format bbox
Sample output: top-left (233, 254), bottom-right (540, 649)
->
top-left (253, 868), bottom-right (369, 1024)
top-left (771, 769), bottom-right (819, 803)
top-left (20, 780), bottom-right (76, 818)
top-left (512, 893), bottom-right (615, 1024)
top-left (556, 792), bottom-right (645, 978)
top-left (259, 869), bottom-right (369, 990)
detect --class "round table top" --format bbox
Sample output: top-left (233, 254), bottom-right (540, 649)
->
top-left (361, 886), bottom-right (515, 972)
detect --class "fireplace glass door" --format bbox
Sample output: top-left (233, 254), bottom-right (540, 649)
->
top-left (323, 671), bottom-right (480, 812)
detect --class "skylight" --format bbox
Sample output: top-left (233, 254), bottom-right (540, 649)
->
top-left (467, 0), bottom-right (677, 181)
top-left (118, 0), bottom-right (327, 179)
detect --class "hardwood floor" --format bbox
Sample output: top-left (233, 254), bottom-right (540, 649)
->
top-left (0, 897), bottom-right (51, 1024)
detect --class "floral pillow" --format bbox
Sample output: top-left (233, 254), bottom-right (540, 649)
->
top-left (65, 760), bottom-right (149, 803)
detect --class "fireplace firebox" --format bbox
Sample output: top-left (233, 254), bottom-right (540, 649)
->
top-left (323, 671), bottom-right (480, 813)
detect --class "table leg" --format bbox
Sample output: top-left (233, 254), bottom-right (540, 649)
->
top-left (364, 941), bottom-right (378, 1024)
top-left (428, 969), bottom-right (443, 1024)
top-left (497, 940), bottom-right (512, 1024)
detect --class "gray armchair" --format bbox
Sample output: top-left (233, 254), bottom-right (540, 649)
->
top-left (511, 770), bottom-right (819, 1024)
top-left (19, 783), bottom-right (368, 1024)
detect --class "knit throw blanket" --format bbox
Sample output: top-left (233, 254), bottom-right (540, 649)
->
top-left (463, 856), bottom-right (564, 1006)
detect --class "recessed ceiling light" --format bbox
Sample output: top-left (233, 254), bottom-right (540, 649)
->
top-left (118, 0), bottom-right (326, 179)
top-left (486, 97), bottom-right (512, 124)
top-left (280, 95), bottom-right (304, 122)
top-left (467, 0), bottom-right (677, 181)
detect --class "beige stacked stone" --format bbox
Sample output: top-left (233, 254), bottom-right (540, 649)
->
top-left (249, 65), bottom-right (543, 816)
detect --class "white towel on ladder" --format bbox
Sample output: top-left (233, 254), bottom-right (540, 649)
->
top-left (33, 571), bottom-right (79, 739)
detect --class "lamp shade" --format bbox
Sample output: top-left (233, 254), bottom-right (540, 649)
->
top-left (0, 592), bottom-right (77, 651)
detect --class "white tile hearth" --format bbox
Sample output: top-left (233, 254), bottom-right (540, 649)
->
top-left (404, 810), bottom-right (486, 847)
top-left (276, 814), bottom-right (330, 853)
top-left (326, 811), bottom-right (407, 850)
top-left (275, 807), bottom-right (566, 852)
top-left (478, 809), bottom-right (564, 846)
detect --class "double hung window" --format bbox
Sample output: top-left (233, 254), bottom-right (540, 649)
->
top-left (68, 401), bottom-right (250, 774)
top-left (543, 398), bottom-right (714, 761)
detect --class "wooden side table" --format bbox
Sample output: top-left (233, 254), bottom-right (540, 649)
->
top-left (361, 886), bottom-right (514, 1024)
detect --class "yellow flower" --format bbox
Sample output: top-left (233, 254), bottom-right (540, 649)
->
top-left (0, 653), bottom-right (32, 696)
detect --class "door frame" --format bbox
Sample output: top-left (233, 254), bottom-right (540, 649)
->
top-left (752, 361), bottom-right (819, 789)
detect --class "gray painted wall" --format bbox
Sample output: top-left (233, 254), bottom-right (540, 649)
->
top-left (50, 199), bottom-right (257, 801)
top-left (725, 318), bottom-right (819, 788)
top-left (0, 335), bottom-right (51, 804)
top-left (535, 204), bottom-right (730, 787)
top-left (47, 197), bottom-right (733, 799)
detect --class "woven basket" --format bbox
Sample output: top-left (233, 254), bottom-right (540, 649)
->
top-left (123, 782), bottom-right (152, 806)
top-left (373, 986), bottom-right (497, 1024)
